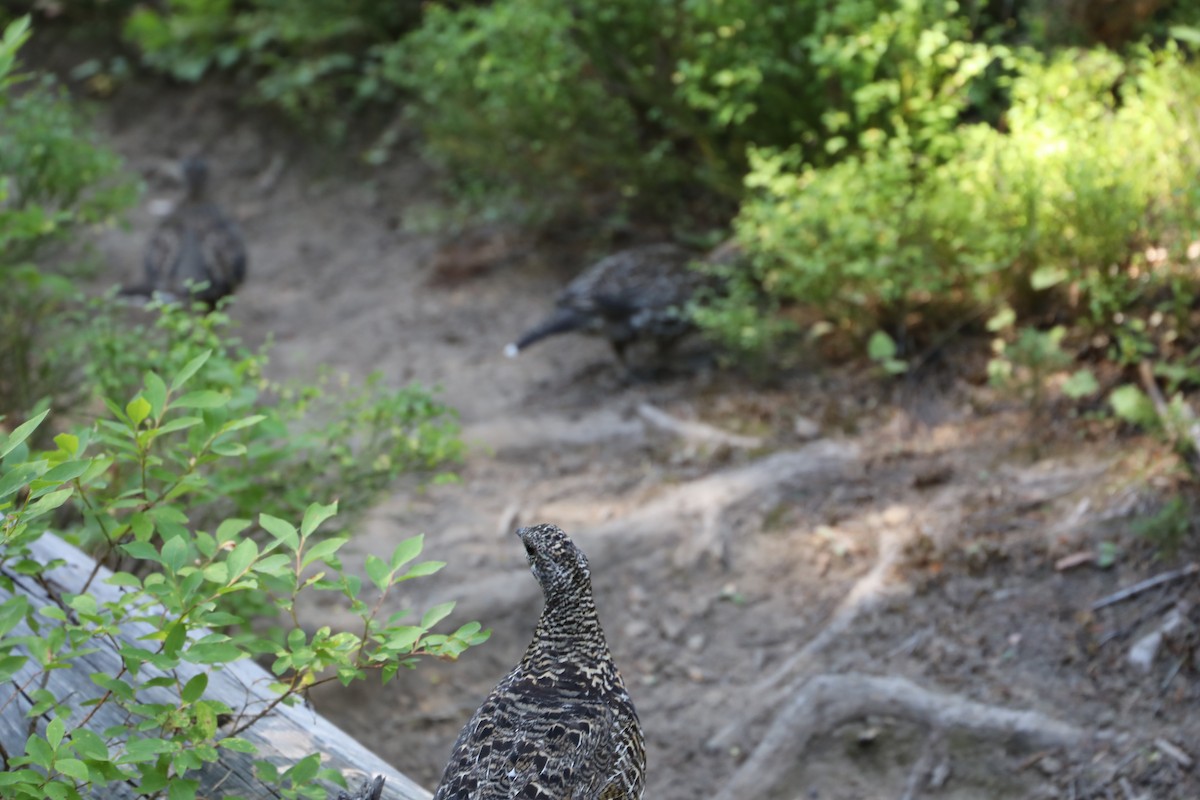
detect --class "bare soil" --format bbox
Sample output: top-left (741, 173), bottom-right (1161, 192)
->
top-left (85, 79), bottom-right (1200, 799)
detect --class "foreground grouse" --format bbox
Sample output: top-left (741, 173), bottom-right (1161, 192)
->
top-left (431, 523), bottom-right (645, 800)
top-left (120, 156), bottom-right (247, 309)
top-left (504, 242), bottom-right (720, 368)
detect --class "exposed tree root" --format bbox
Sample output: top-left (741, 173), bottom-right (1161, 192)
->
top-left (635, 402), bottom-right (765, 450)
top-left (707, 505), bottom-right (920, 752)
top-left (713, 673), bottom-right (1094, 800)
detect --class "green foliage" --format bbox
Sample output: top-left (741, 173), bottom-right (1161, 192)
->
top-left (121, 0), bottom-right (423, 133)
top-left (703, 41), bottom-right (1200, 356)
top-left (1131, 495), bottom-right (1192, 553)
top-left (77, 297), bottom-right (463, 544)
top-left (0, 16), bottom-right (138, 419)
top-left (0, 366), bottom-right (487, 798)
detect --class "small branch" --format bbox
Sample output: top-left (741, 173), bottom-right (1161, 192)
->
top-left (1090, 563), bottom-right (1200, 611)
top-left (1138, 361), bottom-right (1200, 465)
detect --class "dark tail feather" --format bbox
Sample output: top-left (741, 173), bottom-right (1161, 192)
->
top-left (504, 308), bottom-right (586, 357)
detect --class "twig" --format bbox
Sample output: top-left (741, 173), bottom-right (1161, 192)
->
top-left (1090, 563), bottom-right (1200, 611)
top-left (1153, 737), bottom-right (1193, 769)
top-left (1138, 361), bottom-right (1200, 464)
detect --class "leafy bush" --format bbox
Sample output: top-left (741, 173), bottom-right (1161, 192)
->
top-left (703, 42), bottom-right (1200, 354)
top-left (0, 362), bottom-right (486, 799)
top-left (0, 16), bottom-right (137, 419)
top-left (77, 297), bottom-right (463, 545)
top-left (121, 0), bottom-right (425, 132)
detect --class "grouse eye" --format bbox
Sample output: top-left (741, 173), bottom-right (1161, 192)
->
top-left (523, 541), bottom-right (536, 558)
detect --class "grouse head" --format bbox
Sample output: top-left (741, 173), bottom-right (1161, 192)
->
top-left (179, 156), bottom-right (210, 199)
top-left (517, 523), bottom-right (591, 600)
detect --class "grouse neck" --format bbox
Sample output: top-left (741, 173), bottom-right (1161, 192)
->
top-left (529, 587), bottom-right (609, 656)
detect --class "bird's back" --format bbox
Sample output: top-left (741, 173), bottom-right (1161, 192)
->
top-left (558, 243), bottom-right (699, 317)
top-left (432, 524), bottom-right (644, 800)
top-left (143, 198), bottom-right (247, 306)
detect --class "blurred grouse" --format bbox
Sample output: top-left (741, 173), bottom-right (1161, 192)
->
top-left (121, 157), bottom-right (247, 309)
top-left (431, 523), bottom-right (645, 800)
top-left (504, 242), bottom-right (718, 367)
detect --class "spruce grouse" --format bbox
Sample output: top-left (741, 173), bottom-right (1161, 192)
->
top-left (504, 242), bottom-right (717, 368)
top-left (431, 523), bottom-right (645, 800)
top-left (121, 156), bottom-right (247, 309)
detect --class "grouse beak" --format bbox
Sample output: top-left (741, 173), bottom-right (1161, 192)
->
top-left (503, 343), bottom-right (520, 359)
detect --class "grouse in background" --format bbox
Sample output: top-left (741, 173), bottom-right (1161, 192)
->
top-left (431, 523), bottom-right (645, 800)
top-left (504, 241), bottom-right (730, 369)
top-left (120, 156), bottom-right (247, 309)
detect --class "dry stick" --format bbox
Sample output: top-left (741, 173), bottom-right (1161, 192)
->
top-left (1137, 360), bottom-right (1200, 464)
top-left (712, 673), bottom-right (1093, 800)
top-left (1090, 563), bottom-right (1200, 611)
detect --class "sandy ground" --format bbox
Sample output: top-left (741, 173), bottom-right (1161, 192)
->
top-left (80, 77), bottom-right (1200, 799)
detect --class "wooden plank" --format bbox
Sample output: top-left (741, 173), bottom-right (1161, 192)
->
top-left (1, 533), bottom-right (433, 800)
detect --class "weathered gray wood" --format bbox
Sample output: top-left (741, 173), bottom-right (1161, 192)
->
top-left (0, 534), bottom-right (432, 800)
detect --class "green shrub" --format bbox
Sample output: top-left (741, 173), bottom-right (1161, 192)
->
top-left (0, 364), bottom-right (486, 799)
top-left (77, 297), bottom-right (463, 545)
top-left (0, 16), bottom-right (138, 421)
top-left (121, 0), bottom-right (424, 132)
top-left (703, 42), bottom-right (1200, 354)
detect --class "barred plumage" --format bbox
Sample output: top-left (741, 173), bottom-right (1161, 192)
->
top-left (504, 243), bottom-right (716, 367)
top-left (431, 524), bottom-right (645, 800)
top-left (122, 157), bottom-right (247, 309)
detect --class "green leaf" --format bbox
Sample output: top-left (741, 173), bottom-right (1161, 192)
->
top-left (225, 538), bottom-right (259, 580)
top-left (168, 778), bottom-right (199, 800)
top-left (184, 642), bottom-right (244, 665)
top-left (398, 560), bottom-right (445, 580)
top-left (365, 555), bottom-right (390, 591)
top-left (173, 390), bottom-right (229, 409)
top-left (22, 487), bottom-right (74, 517)
top-left (52, 433), bottom-right (79, 457)
top-left (0, 596), bottom-right (30, 637)
top-left (216, 518), bottom-right (252, 542)
top-left (217, 737), bottom-right (256, 754)
top-left (258, 514), bottom-right (297, 549)
top-left (126, 396), bottom-right (152, 427)
top-left (1030, 265), bottom-right (1069, 291)
top-left (866, 330), bottom-right (896, 362)
top-left (300, 536), bottom-right (348, 569)
top-left (0, 654), bottom-right (28, 682)
top-left (170, 350), bottom-right (211, 392)
top-left (161, 536), bottom-right (188, 574)
top-left (25, 733), bottom-right (53, 768)
top-left (390, 534), bottom-right (424, 570)
top-left (181, 673), bottom-right (208, 703)
top-left (54, 757), bottom-right (89, 782)
top-left (1109, 385), bottom-right (1159, 429)
top-left (300, 501), bottom-right (339, 537)
top-left (156, 416), bottom-right (203, 435)
top-left (219, 414), bottom-right (266, 434)
top-left (285, 753), bottom-right (321, 785)
top-left (1, 409), bottom-right (49, 459)
top-left (143, 372), bottom-right (168, 418)
top-left (1062, 369), bottom-right (1099, 399)
top-left (45, 718), bottom-right (65, 750)
top-left (70, 729), bottom-right (108, 760)
top-left (421, 601), bottom-right (456, 629)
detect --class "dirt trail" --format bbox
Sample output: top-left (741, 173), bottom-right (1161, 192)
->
top-left (88, 82), bottom-right (1200, 799)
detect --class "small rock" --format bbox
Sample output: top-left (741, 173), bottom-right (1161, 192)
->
top-left (793, 415), bottom-right (821, 440)
top-left (624, 620), bottom-right (652, 639)
top-left (686, 633), bottom-right (706, 652)
top-left (1037, 756), bottom-right (1063, 775)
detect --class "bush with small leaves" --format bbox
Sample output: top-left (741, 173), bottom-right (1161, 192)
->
top-left (0, 356), bottom-right (487, 799)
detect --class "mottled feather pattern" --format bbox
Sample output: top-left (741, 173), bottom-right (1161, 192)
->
top-left (431, 524), bottom-right (644, 800)
top-left (125, 157), bottom-right (247, 308)
top-left (505, 243), bottom-right (719, 362)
